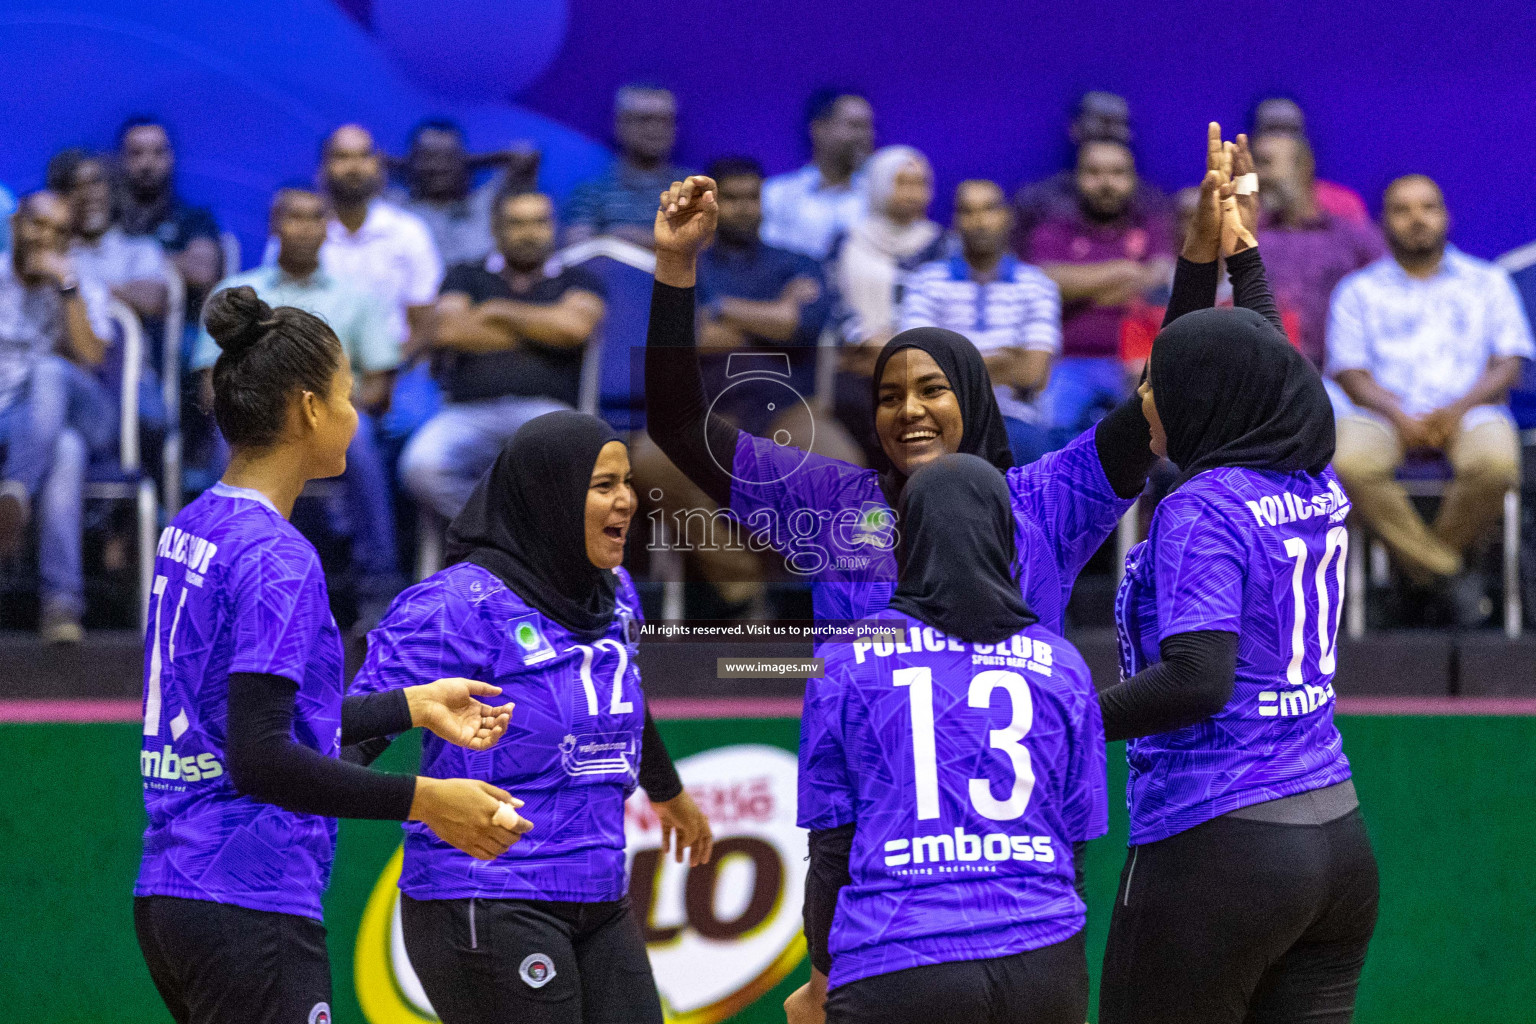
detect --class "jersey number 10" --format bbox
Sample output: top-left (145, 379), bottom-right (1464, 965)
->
top-left (894, 667), bottom-right (1034, 823)
top-left (1282, 525), bottom-right (1348, 688)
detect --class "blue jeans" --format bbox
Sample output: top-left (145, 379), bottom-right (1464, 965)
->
top-left (1039, 356), bottom-right (1132, 452)
top-left (400, 394), bottom-right (571, 519)
top-left (0, 355), bottom-right (116, 613)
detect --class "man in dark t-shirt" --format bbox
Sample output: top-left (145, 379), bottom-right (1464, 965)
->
top-left (399, 190), bottom-right (606, 519)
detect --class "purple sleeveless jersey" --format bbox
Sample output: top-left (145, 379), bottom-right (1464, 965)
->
top-left (351, 562), bottom-right (646, 901)
top-left (135, 483), bottom-right (345, 920)
top-left (800, 611), bottom-right (1108, 989)
top-left (1116, 466), bottom-right (1355, 845)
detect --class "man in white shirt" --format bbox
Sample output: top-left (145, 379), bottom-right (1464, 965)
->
top-left (1328, 175), bottom-right (1532, 616)
top-left (760, 91), bottom-right (874, 261)
top-left (49, 150), bottom-right (168, 322)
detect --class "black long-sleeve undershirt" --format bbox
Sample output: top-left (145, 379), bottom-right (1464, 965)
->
top-left (1098, 630), bottom-right (1239, 742)
top-left (226, 672), bottom-right (417, 821)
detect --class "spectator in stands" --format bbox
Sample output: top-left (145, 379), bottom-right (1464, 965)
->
top-left (1029, 138), bottom-right (1172, 449)
top-left (401, 190), bottom-right (604, 519)
top-left (1253, 130), bottom-right (1384, 368)
top-left (0, 191), bottom-right (114, 643)
top-left (1014, 91), bottom-right (1167, 244)
top-left (192, 185), bottom-right (403, 628)
top-left (1251, 98), bottom-right (1369, 224)
top-left (115, 117), bottom-right (224, 310)
top-left (48, 149), bottom-right (168, 322)
top-left (761, 90), bottom-right (875, 261)
top-left (385, 118), bottom-right (540, 268)
top-left (316, 124), bottom-right (444, 356)
top-left (835, 145), bottom-right (943, 346)
top-left (564, 85), bottom-right (688, 249)
top-left (1329, 175), bottom-right (1533, 624)
top-left (900, 180), bottom-right (1060, 465)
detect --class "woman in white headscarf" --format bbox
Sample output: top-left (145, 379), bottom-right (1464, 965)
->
top-left (835, 145), bottom-right (944, 346)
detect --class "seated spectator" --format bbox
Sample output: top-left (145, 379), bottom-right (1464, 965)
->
top-left (900, 180), bottom-right (1060, 465)
top-left (191, 185), bottom-right (404, 628)
top-left (1251, 98), bottom-right (1369, 224)
top-left (564, 85), bottom-right (689, 250)
top-left (1253, 130), bottom-right (1384, 368)
top-left (1029, 138), bottom-right (1172, 449)
top-left (1014, 91), bottom-right (1168, 245)
top-left (384, 118), bottom-right (540, 268)
top-left (761, 89), bottom-right (875, 261)
top-left (835, 145), bottom-right (943, 346)
top-left (1329, 175), bottom-right (1533, 624)
top-left (401, 190), bottom-right (604, 519)
top-left (115, 117), bottom-right (224, 313)
top-left (0, 191), bottom-right (114, 643)
top-left (47, 149), bottom-right (168, 322)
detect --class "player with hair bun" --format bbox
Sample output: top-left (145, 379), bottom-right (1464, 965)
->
top-left (134, 285), bottom-right (529, 1024)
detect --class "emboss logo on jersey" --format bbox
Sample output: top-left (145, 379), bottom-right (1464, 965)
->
top-left (883, 828), bottom-right (1054, 869)
top-left (1258, 681), bottom-right (1336, 718)
top-left (519, 953), bottom-right (556, 989)
top-left (140, 745), bottom-right (223, 783)
top-left (1244, 479), bottom-right (1351, 528)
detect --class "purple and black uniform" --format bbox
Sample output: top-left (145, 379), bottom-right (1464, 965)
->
top-left (800, 611), bottom-right (1107, 990)
top-left (350, 561), bottom-right (646, 901)
top-left (136, 482), bottom-right (344, 919)
top-left (1116, 467), bottom-right (1355, 844)
top-left (732, 429), bottom-right (1131, 633)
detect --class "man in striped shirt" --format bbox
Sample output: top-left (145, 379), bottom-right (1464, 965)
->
top-left (899, 180), bottom-right (1061, 463)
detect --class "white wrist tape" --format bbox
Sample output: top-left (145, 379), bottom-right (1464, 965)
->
top-left (1234, 173), bottom-right (1259, 196)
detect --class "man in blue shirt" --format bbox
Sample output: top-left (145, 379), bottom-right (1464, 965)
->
top-left (564, 85), bottom-right (691, 250)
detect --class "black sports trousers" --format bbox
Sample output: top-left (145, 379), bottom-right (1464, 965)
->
top-left (401, 894), bottom-right (664, 1024)
top-left (824, 930), bottom-right (1088, 1024)
top-left (134, 895), bottom-right (332, 1024)
top-left (1099, 808), bottom-right (1379, 1024)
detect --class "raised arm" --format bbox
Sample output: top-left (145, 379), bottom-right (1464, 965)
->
top-left (646, 175), bottom-right (742, 507)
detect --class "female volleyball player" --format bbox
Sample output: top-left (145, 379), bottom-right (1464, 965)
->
top-left (134, 287), bottom-right (529, 1024)
top-left (643, 123), bottom-right (1268, 638)
top-left (1096, 194), bottom-right (1379, 1024)
top-left (349, 411), bottom-right (712, 1024)
top-left (789, 454), bottom-right (1107, 1024)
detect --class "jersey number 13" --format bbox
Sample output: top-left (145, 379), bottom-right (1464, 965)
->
top-left (894, 667), bottom-right (1034, 822)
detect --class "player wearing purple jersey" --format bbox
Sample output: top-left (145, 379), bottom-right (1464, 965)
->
top-left (1096, 172), bottom-right (1379, 1024)
top-left (787, 455), bottom-right (1107, 1024)
top-left (135, 287), bottom-right (525, 1024)
top-left (351, 412), bottom-right (714, 1024)
top-left (644, 159), bottom-right (1279, 640)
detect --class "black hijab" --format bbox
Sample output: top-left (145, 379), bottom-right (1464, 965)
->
top-left (1149, 306), bottom-right (1335, 485)
top-left (444, 411), bottom-right (625, 643)
top-left (871, 327), bottom-right (1014, 503)
top-left (888, 453), bottom-right (1037, 644)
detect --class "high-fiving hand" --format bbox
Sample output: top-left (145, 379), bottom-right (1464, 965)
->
top-left (1182, 123), bottom-right (1260, 263)
top-left (406, 678), bottom-right (512, 751)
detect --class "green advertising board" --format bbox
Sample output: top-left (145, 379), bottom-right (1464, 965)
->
top-left (2, 715), bottom-right (1534, 1023)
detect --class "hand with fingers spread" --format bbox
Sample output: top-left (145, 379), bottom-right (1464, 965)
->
top-left (653, 789), bottom-right (715, 866)
top-left (406, 678), bottom-right (511, 751)
top-left (654, 175), bottom-right (719, 286)
top-left (410, 778), bottom-right (530, 860)
top-left (1181, 122), bottom-right (1229, 264)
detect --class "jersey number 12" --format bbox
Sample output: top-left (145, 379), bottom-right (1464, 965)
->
top-left (894, 666), bottom-right (1034, 822)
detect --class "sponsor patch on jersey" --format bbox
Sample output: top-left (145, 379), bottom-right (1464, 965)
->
top-left (620, 607), bottom-right (641, 649)
top-left (520, 952), bottom-right (557, 989)
top-left (307, 1002), bottom-right (331, 1024)
top-left (510, 614), bottom-right (557, 665)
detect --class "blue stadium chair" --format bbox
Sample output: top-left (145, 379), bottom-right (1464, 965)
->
top-left (552, 237), bottom-right (657, 428)
top-left (1345, 452), bottom-right (1522, 639)
top-left (87, 301), bottom-right (166, 632)
top-left (160, 268), bottom-right (185, 516)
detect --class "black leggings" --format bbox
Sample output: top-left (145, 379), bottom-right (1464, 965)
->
top-left (1100, 808), bottom-right (1379, 1024)
top-left (134, 896), bottom-right (331, 1024)
top-left (825, 931), bottom-right (1088, 1024)
top-left (401, 894), bottom-right (663, 1024)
